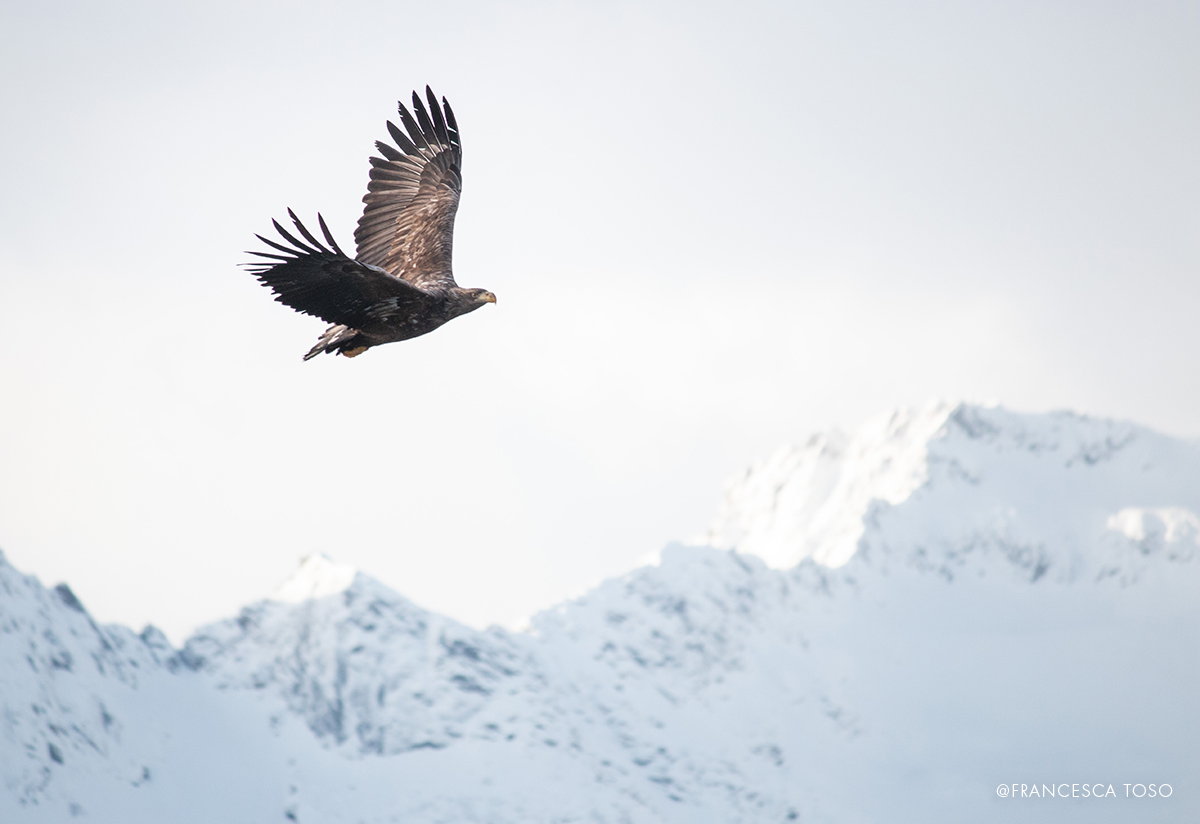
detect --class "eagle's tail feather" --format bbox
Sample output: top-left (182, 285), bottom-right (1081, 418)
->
top-left (303, 325), bottom-right (369, 360)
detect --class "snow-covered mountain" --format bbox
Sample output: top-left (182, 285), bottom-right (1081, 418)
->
top-left (3, 402), bottom-right (1198, 823)
top-left (700, 400), bottom-right (1200, 577)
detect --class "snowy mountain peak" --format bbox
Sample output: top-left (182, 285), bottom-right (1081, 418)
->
top-left (271, 553), bottom-right (358, 603)
top-left (695, 399), bottom-right (966, 567)
top-left (699, 401), bottom-right (1200, 580)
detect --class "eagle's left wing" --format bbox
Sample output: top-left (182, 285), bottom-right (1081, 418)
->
top-left (245, 210), bottom-right (429, 331)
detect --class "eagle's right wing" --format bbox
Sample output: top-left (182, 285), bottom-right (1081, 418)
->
top-left (354, 87), bottom-right (463, 291)
top-left (245, 210), bottom-right (428, 331)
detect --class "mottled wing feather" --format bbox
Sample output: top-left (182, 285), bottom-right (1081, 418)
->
top-left (246, 210), bottom-right (428, 331)
top-left (355, 87), bottom-right (462, 289)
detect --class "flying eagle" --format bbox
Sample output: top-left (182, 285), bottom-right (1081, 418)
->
top-left (245, 87), bottom-right (495, 360)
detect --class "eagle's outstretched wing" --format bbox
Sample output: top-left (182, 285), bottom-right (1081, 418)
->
top-left (355, 86), bottom-right (462, 290)
top-left (245, 210), bottom-right (428, 331)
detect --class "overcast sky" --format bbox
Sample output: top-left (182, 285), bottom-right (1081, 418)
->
top-left (1, 0), bottom-right (1197, 642)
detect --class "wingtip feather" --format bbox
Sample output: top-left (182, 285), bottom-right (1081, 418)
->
top-left (316, 213), bottom-right (346, 257)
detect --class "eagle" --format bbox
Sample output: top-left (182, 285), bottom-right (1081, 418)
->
top-left (245, 87), bottom-right (495, 360)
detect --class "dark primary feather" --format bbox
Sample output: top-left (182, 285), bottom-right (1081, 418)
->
top-left (355, 87), bottom-right (462, 289)
top-left (246, 209), bottom-right (428, 332)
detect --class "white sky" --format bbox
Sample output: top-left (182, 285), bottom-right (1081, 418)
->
top-left (1, 0), bottom-right (1197, 643)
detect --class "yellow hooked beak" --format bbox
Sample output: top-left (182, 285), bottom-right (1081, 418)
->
top-left (483, 292), bottom-right (497, 304)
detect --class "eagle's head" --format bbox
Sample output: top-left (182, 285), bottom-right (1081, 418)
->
top-left (468, 288), bottom-right (498, 306)
top-left (449, 287), bottom-right (497, 319)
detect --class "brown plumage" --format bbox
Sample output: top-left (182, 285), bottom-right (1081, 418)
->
top-left (245, 87), bottom-right (495, 360)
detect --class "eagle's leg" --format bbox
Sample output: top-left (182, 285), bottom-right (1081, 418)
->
top-left (303, 324), bottom-right (371, 360)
